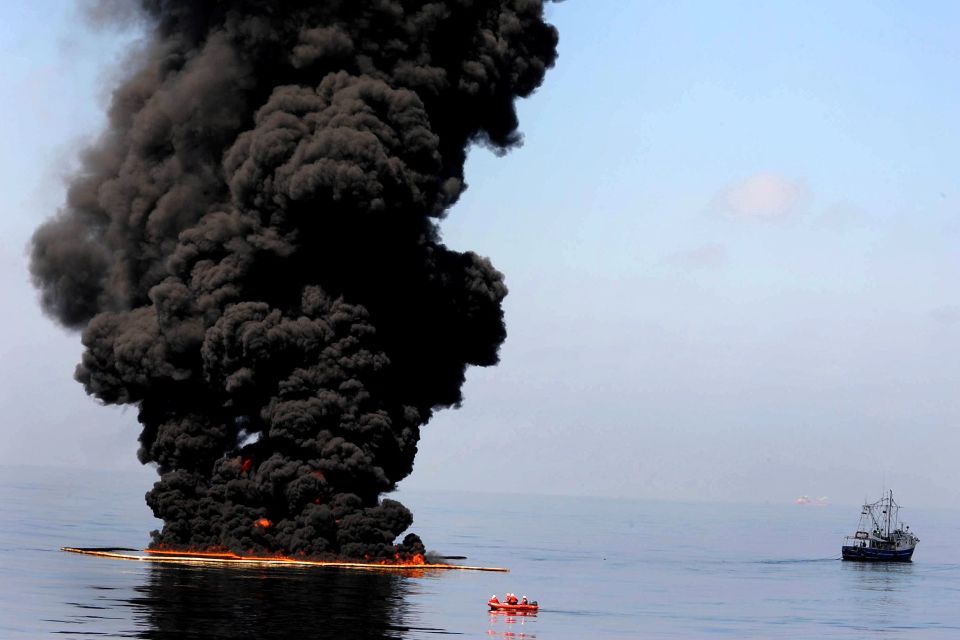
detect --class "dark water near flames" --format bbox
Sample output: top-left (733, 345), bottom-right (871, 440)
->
top-left (3, 466), bottom-right (960, 638)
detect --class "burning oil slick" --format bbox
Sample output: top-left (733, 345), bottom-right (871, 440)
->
top-left (30, 1), bottom-right (558, 559)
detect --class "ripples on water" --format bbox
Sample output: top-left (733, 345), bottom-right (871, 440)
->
top-left (4, 466), bottom-right (960, 638)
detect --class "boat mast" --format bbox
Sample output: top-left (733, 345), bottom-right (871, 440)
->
top-left (886, 490), bottom-right (893, 538)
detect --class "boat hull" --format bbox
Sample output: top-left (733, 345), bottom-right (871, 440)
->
top-left (488, 602), bottom-right (538, 614)
top-left (841, 545), bottom-right (915, 562)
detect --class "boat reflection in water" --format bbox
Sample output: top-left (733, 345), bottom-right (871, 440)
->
top-left (488, 612), bottom-right (538, 639)
top-left (841, 561), bottom-right (915, 623)
top-left (128, 563), bottom-right (420, 639)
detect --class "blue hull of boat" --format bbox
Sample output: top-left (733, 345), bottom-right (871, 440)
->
top-left (841, 545), bottom-right (914, 562)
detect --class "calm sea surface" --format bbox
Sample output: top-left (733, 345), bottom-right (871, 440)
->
top-left (2, 465), bottom-right (959, 639)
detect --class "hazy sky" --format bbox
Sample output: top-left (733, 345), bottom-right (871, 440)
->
top-left (2, 1), bottom-right (959, 508)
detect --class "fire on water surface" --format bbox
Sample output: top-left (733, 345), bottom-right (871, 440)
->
top-left (61, 547), bottom-right (509, 573)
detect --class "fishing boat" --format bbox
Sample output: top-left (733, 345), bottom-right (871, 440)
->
top-left (841, 490), bottom-right (919, 562)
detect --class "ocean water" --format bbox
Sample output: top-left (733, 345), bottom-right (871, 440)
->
top-left (2, 466), bottom-right (959, 639)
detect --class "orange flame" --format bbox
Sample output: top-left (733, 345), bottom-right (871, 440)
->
top-left (255, 518), bottom-right (272, 529)
top-left (373, 552), bottom-right (426, 566)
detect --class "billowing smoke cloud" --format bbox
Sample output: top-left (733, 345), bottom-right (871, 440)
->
top-left (31, 1), bottom-right (558, 558)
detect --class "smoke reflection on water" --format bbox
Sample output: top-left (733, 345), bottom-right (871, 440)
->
top-left (79, 565), bottom-right (428, 639)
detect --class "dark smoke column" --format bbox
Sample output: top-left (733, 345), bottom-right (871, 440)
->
top-left (30, 2), bottom-right (558, 558)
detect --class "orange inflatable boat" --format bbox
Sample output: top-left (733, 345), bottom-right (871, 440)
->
top-left (488, 596), bottom-right (538, 614)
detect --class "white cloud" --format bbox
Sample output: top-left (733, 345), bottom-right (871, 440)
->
top-left (713, 173), bottom-right (808, 219)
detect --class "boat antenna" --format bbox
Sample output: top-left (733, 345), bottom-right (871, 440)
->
top-left (886, 489), bottom-right (893, 538)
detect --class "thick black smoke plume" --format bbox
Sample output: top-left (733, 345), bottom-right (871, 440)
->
top-left (31, 1), bottom-right (558, 558)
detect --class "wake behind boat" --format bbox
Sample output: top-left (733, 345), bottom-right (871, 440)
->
top-left (841, 490), bottom-right (918, 562)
